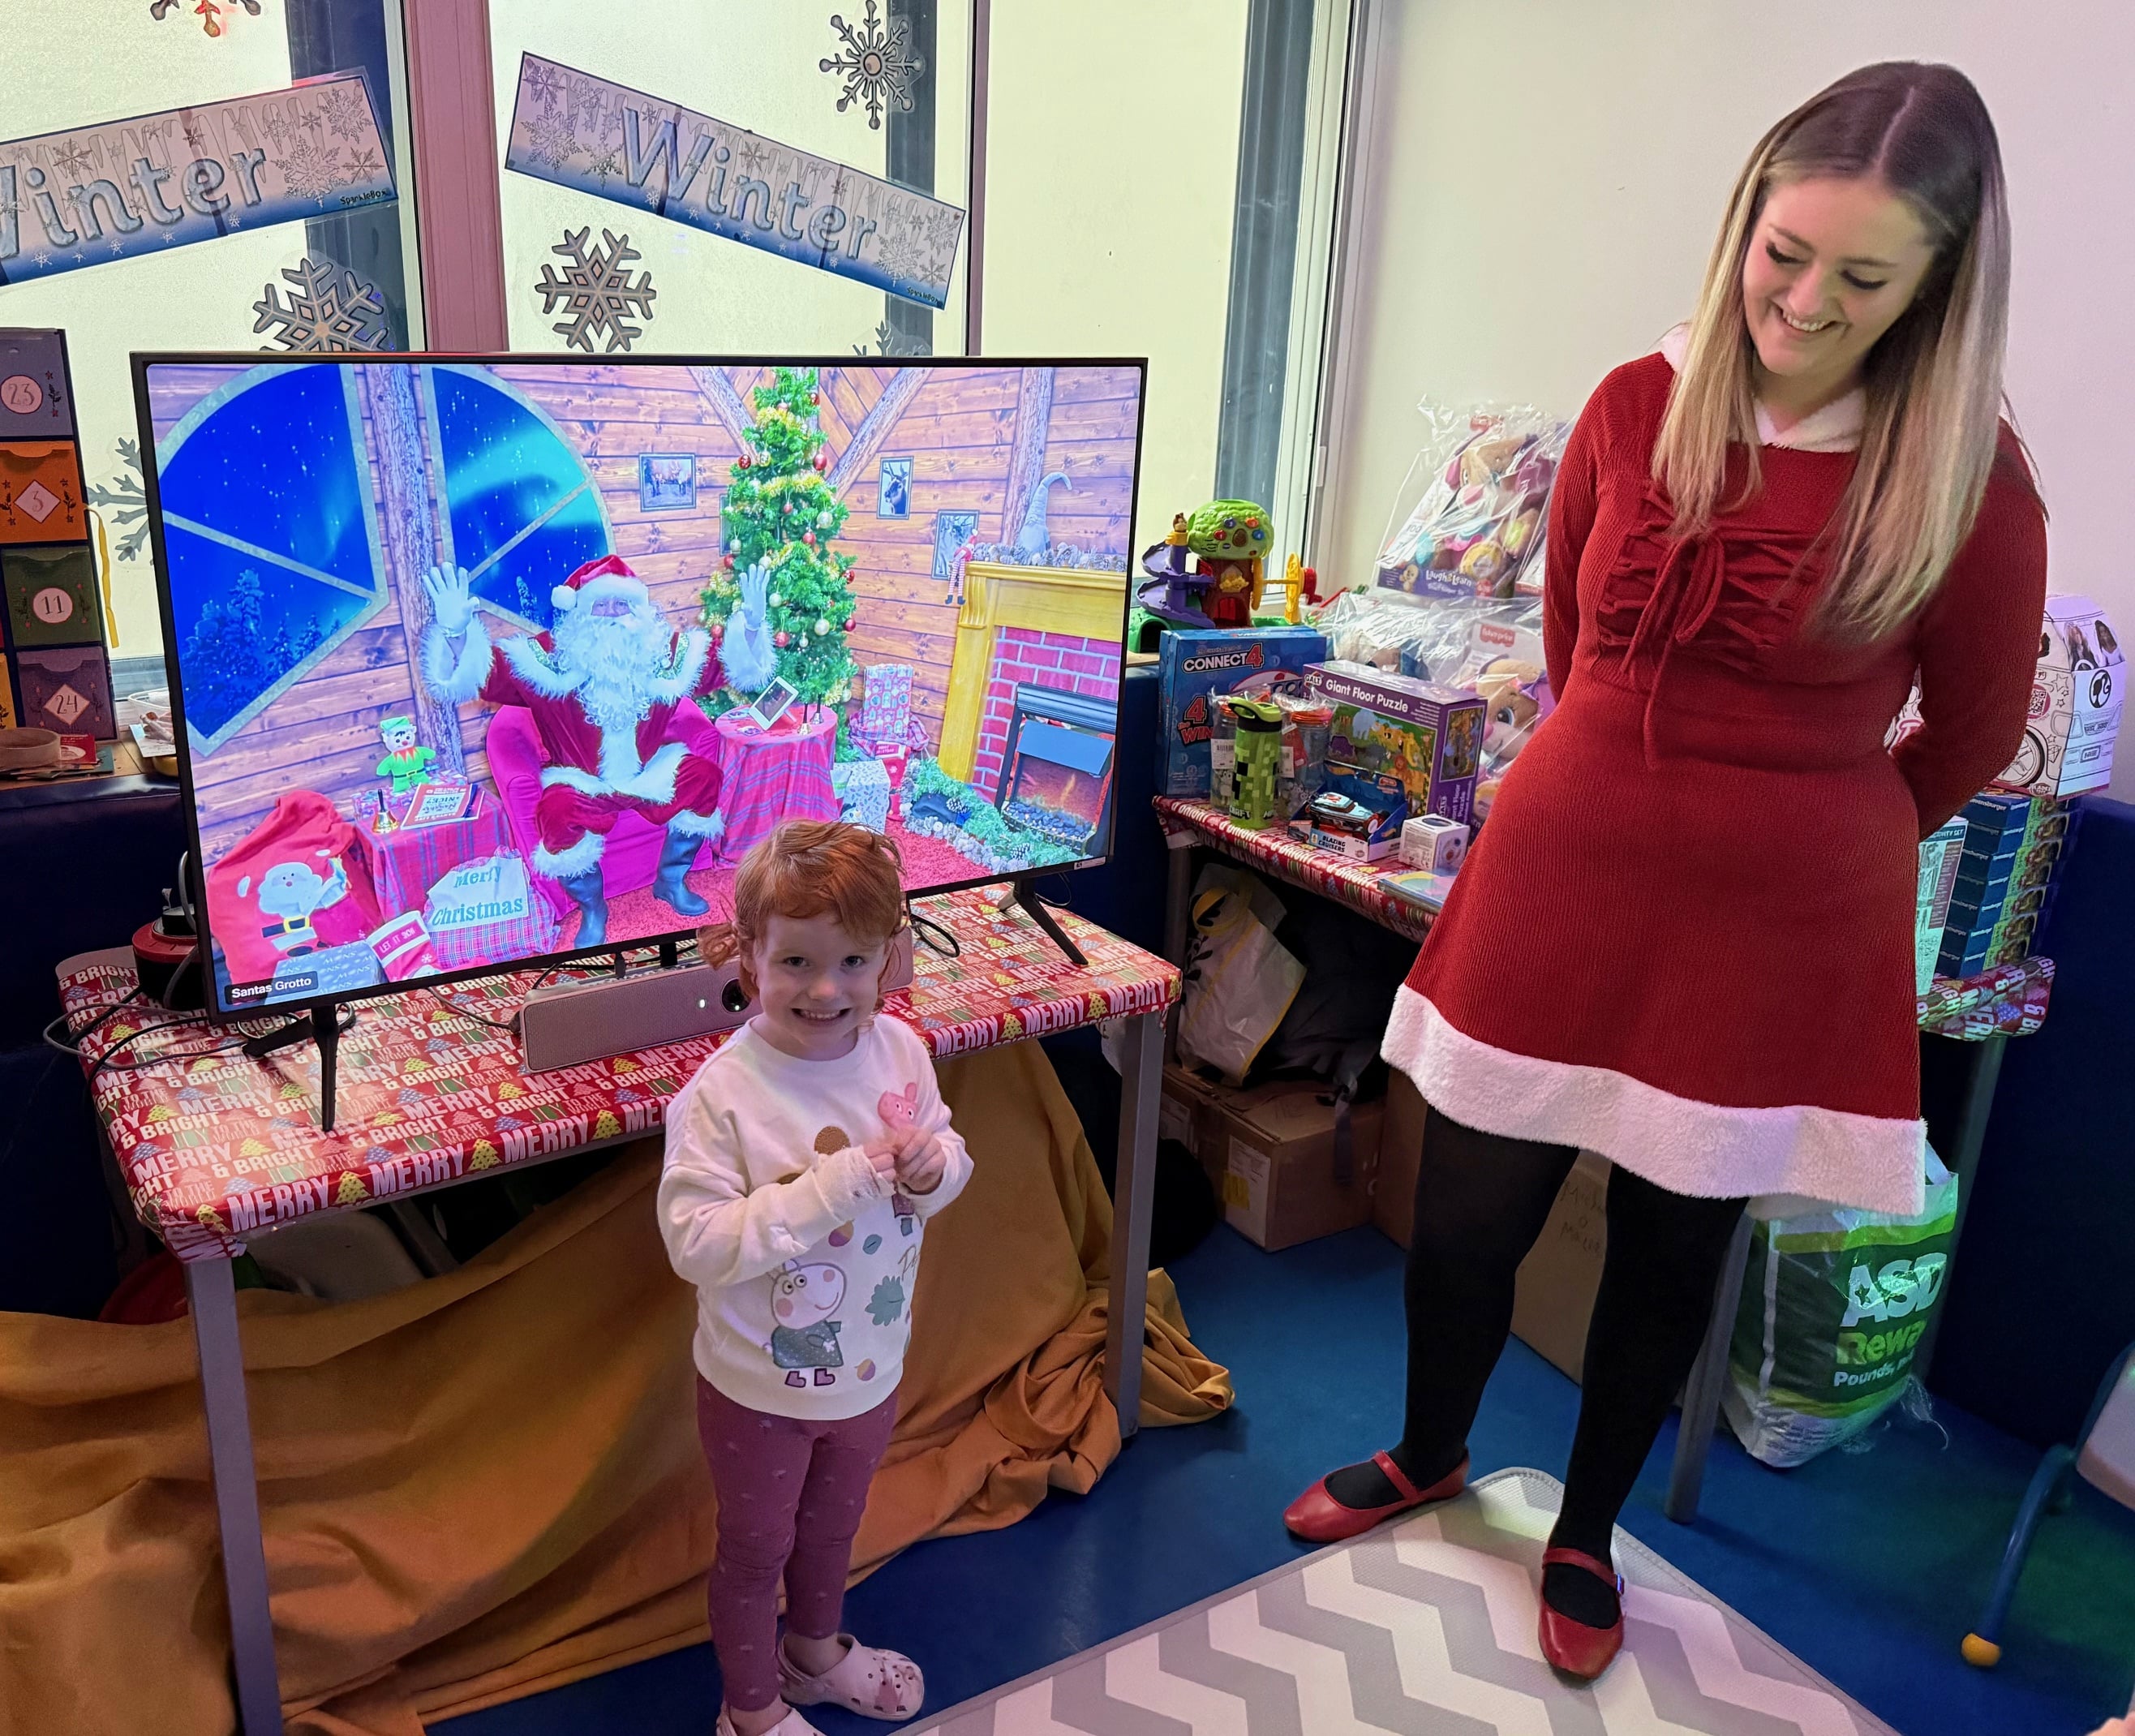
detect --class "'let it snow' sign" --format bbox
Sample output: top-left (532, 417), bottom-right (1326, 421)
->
top-left (0, 73), bottom-right (397, 286)
top-left (505, 54), bottom-right (964, 311)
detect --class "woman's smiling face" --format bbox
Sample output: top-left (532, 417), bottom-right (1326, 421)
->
top-left (1739, 175), bottom-right (1940, 410)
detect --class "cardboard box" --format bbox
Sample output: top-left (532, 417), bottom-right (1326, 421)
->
top-left (0, 442), bottom-right (85, 544)
top-left (1995, 595), bottom-right (2123, 797)
top-left (15, 643), bottom-right (114, 739)
top-left (1306, 660), bottom-right (1486, 824)
top-left (0, 331), bottom-right (75, 440)
top-left (4, 544), bottom-right (102, 647)
top-left (1401, 813), bottom-right (1469, 871)
top-left (1158, 626), bottom-right (1327, 797)
top-left (1213, 1076), bottom-right (1383, 1252)
top-left (1289, 763), bottom-right (1407, 862)
top-left (1915, 817), bottom-right (1967, 993)
top-left (1160, 1061), bottom-right (1227, 1185)
top-left (1510, 1152), bottom-right (1612, 1381)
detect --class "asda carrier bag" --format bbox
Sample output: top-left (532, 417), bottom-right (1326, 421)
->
top-left (1722, 1149), bottom-right (1958, 1468)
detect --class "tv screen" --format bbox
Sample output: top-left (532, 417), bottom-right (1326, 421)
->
top-left (135, 355), bottom-right (1145, 1017)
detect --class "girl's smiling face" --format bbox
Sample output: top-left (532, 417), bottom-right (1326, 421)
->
top-left (747, 911), bottom-right (887, 1061)
top-left (1738, 175), bottom-right (1939, 417)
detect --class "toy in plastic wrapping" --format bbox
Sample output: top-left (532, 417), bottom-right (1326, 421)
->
top-left (1376, 404), bottom-right (1569, 600)
top-left (1275, 690), bottom-right (1333, 820)
top-left (1221, 695), bottom-right (1284, 829)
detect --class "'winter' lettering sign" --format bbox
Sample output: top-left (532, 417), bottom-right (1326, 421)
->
top-left (504, 54), bottom-right (964, 311)
top-left (0, 73), bottom-right (397, 286)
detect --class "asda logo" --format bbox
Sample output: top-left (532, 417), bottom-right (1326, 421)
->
top-left (1839, 1252), bottom-right (1947, 1327)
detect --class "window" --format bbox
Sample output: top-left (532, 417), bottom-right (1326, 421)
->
top-left (0, 0), bottom-right (421, 672)
top-left (155, 362), bottom-right (607, 746)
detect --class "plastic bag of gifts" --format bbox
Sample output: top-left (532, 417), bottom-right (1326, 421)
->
top-left (1376, 402), bottom-right (1570, 600)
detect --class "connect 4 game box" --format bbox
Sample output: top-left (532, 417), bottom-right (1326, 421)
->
top-left (1157, 626), bottom-right (1326, 797)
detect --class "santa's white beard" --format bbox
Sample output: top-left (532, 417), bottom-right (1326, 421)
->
top-left (552, 604), bottom-right (674, 735)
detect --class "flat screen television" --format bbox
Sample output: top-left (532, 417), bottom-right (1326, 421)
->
top-left (135, 354), bottom-right (1145, 1024)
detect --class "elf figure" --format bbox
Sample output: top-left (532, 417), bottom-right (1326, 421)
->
top-left (375, 715), bottom-right (436, 795)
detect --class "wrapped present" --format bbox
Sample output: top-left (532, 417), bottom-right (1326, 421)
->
top-left (832, 758), bottom-right (891, 833)
top-left (424, 855), bottom-right (563, 972)
top-left (860, 663), bottom-right (914, 741)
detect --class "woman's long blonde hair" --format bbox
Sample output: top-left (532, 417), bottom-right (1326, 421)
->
top-left (1652, 62), bottom-right (2017, 640)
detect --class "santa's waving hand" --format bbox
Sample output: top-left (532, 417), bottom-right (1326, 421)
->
top-left (419, 555), bottom-right (775, 948)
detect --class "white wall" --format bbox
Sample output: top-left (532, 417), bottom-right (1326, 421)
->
top-left (1325, 0), bottom-right (2135, 797)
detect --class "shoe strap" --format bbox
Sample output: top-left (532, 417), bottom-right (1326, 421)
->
top-left (1542, 1545), bottom-right (1625, 1594)
top-left (1370, 1450), bottom-right (1426, 1503)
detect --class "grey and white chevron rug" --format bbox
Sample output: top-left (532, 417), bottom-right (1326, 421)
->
top-left (912, 1468), bottom-right (1892, 1734)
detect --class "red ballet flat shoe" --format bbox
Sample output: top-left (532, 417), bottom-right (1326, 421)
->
top-left (1537, 1547), bottom-right (1626, 1680)
top-left (1282, 1450), bottom-right (1469, 1543)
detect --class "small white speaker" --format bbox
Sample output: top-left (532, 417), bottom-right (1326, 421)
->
top-left (518, 927), bottom-right (916, 1074)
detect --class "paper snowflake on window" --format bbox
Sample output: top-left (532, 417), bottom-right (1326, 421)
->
top-left (535, 228), bottom-right (657, 355)
top-left (149, 0), bottom-right (261, 37)
top-left (278, 135), bottom-right (345, 207)
top-left (252, 257), bottom-right (392, 353)
top-left (821, 0), bottom-right (923, 131)
top-left (87, 439), bottom-right (152, 561)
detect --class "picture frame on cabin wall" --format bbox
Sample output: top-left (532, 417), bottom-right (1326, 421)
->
top-left (931, 510), bottom-right (978, 578)
top-left (878, 456), bottom-right (913, 520)
top-left (638, 453), bottom-right (698, 512)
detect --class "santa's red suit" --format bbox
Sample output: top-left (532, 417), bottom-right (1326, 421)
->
top-left (422, 556), bottom-right (748, 885)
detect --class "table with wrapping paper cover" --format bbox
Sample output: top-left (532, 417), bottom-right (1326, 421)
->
top-left (711, 705), bottom-right (840, 865)
top-left (1154, 791), bottom-right (2056, 1525)
top-left (55, 885), bottom-right (1176, 1736)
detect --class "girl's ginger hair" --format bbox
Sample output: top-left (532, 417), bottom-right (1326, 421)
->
top-left (698, 820), bottom-right (906, 999)
top-left (1653, 61), bottom-right (2021, 640)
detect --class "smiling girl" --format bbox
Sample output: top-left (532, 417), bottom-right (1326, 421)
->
top-left (660, 821), bottom-right (972, 1736)
top-left (1287, 63), bottom-right (2047, 1680)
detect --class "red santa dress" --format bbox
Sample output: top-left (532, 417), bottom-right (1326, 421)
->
top-left (1384, 342), bottom-right (2047, 1215)
top-left (424, 559), bottom-right (737, 881)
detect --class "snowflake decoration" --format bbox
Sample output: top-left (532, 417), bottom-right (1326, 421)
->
top-left (320, 85), bottom-right (373, 144)
top-left (535, 228), bottom-right (656, 354)
top-left (873, 219), bottom-right (930, 285)
top-left (853, 319), bottom-right (927, 359)
top-left (518, 117), bottom-right (580, 174)
top-left (822, 0), bottom-right (923, 131)
top-left (342, 144), bottom-right (384, 186)
top-left (149, 0), bottom-right (260, 36)
top-left (51, 138), bottom-right (97, 179)
top-left (252, 256), bottom-right (393, 353)
top-left (525, 59), bottom-right (568, 112)
top-left (278, 135), bottom-right (344, 207)
top-left (587, 146), bottom-right (625, 187)
top-left (737, 136), bottom-right (771, 179)
top-left (262, 105), bottom-right (294, 151)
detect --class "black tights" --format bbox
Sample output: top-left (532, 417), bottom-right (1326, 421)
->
top-left (1333, 1109), bottom-right (1745, 1623)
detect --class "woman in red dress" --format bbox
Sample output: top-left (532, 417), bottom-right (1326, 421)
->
top-left (1286, 62), bottom-right (2047, 1678)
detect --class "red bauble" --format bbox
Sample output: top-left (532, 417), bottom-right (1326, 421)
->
top-left (774, 630), bottom-right (790, 648)
top-left (841, 617), bottom-right (857, 633)
top-left (810, 390), bottom-right (820, 406)
top-left (811, 450), bottom-right (827, 472)
top-left (734, 455), bottom-right (750, 471)
top-left (721, 552), bottom-right (735, 569)
top-left (803, 531), bottom-right (815, 546)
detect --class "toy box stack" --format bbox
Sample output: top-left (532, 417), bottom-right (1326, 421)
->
top-left (1995, 595), bottom-right (2123, 798)
top-left (1, 330), bottom-right (111, 739)
top-left (1914, 816), bottom-right (1968, 993)
top-left (1937, 793), bottom-right (2080, 977)
top-left (1304, 660), bottom-right (1486, 824)
top-left (1158, 626), bottom-right (1327, 797)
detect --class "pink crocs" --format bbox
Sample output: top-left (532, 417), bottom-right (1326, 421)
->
top-left (778, 1633), bottom-right (925, 1721)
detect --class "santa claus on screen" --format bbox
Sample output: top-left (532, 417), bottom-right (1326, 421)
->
top-left (419, 553), bottom-right (775, 945)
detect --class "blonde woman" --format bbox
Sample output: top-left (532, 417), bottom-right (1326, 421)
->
top-left (1287, 62), bottom-right (2046, 1680)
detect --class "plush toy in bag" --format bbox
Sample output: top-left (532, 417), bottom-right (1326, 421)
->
top-left (205, 791), bottom-right (383, 986)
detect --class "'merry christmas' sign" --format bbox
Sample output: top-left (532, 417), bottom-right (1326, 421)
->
top-left (0, 74), bottom-right (397, 285)
top-left (504, 54), bottom-right (963, 311)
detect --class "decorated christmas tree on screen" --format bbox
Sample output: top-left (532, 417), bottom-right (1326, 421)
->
top-left (702, 367), bottom-right (857, 713)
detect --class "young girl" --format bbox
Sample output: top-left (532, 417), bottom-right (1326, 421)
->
top-left (659, 821), bottom-right (973, 1736)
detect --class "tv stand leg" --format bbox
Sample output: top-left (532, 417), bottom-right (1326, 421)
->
top-left (1013, 880), bottom-right (1087, 968)
top-left (311, 1003), bottom-right (339, 1133)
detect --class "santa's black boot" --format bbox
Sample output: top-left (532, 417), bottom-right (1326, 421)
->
top-left (652, 827), bottom-right (711, 918)
top-left (558, 870), bottom-right (608, 947)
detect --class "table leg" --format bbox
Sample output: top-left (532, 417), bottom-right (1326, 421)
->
top-left (1162, 840), bottom-right (1193, 1065)
top-left (1105, 1009), bottom-right (1163, 1442)
top-left (1664, 1210), bottom-right (1753, 1524)
top-left (1911, 1032), bottom-right (2007, 1387)
top-left (184, 1257), bottom-right (284, 1736)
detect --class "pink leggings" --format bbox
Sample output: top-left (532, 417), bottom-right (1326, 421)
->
top-left (697, 1377), bottom-right (898, 1714)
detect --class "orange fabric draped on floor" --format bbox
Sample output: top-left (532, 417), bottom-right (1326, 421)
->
top-left (0, 1042), bottom-right (1232, 1735)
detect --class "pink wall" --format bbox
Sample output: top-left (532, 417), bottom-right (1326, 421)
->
top-left (973, 626), bottom-right (1123, 793)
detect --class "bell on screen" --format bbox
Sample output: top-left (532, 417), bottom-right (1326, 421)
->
top-left (139, 357), bottom-right (1144, 1018)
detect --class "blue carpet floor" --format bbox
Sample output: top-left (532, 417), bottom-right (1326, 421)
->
top-left (440, 1224), bottom-right (2135, 1736)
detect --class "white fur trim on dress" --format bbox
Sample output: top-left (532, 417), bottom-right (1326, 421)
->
top-left (666, 807), bottom-right (726, 841)
top-left (642, 627), bottom-right (711, 706)
top-left (538, 740), bottom-right (688, 804)
top-left (533, 831), bottom-right (606, 879)
top-left (421, 617), bottom-right (493, 704)
top-left (1382, 985), bottom-right (1926, 1218)
top-left (499, 630), bottom-right (586, 700)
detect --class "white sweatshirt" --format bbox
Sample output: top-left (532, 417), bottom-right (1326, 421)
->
top-left (657, 1016), bottom-right (973, 1420)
